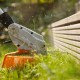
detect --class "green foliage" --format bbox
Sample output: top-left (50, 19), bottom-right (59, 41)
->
top-left (0, 44), bottom-right (80, 80)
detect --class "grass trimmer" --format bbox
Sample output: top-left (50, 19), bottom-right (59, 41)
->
top-left (0, 8), bottom-right (46, 68)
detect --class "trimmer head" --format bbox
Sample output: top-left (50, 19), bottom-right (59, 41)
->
top-left (2, 49), bottom-right (35, 68)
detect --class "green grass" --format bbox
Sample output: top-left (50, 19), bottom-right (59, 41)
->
top-left (0, 44), bottom-right (80, 80)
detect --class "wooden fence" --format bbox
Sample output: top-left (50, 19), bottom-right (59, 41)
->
top-left (49, 11), bottom-right (80, 59)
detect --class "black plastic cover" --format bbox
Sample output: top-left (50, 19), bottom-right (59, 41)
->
top-left (0, 12), bottom-right (14, 28)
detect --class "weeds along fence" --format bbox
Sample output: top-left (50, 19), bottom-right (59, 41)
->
top-left (49, 11), bottom-right (80, 59)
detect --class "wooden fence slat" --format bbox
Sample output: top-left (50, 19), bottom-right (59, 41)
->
top-left (51, 11), bottom-right (80, 28)
top-left (53, 34), bottom-right (80, 42)
top-left (53, 29), bottom-right (80, 35)
top-left (52, 23), bottom-right (80, 31)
